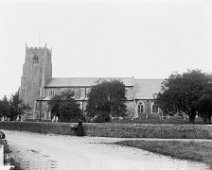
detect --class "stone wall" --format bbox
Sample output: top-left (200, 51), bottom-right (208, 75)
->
top-left (125, 101), bottom-right (136, 117)
top-left (135, 99), bottom-right (159, 119)
top-left (45, 87), bottom-right (87, 99)
top-left (35, 101), bottom-right (50, 120)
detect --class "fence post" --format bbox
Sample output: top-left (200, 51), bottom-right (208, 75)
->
top-left (0, 145), bottom-right (4, 166)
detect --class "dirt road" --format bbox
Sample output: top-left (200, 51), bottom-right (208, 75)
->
top-left (3, 130), bottom-right (209, 170)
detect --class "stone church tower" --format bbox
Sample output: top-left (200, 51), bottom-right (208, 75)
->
top-left (19, 44), bottom-right (52, 119)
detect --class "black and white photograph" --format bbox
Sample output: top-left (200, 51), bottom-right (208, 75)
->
top-left (0, 0), bottom-right (211, 169)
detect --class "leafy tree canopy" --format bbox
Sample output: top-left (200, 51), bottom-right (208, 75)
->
top-left (156, 69), bottom-right (212, 123)
top-left (0, 96), bottom-right (10, 118)
top-left (0, 91), bottom-right (30, 121)
top-left (10, 91), bottom-right (30, 120)
top-left (48, 90), bottom-right (84, 122)
top-left (86, 79), bottom-right (127, 123)
top-left (197, 83), bottom-right (212, 123)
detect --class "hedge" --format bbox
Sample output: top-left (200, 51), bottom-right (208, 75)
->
top-left (85, 123), bottom-right (212, 139)
top-left (0, 121), bottom-right (212, 139)
top-left (0, 122), bottom-right (75, 136)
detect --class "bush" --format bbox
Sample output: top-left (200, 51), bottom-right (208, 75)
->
top-left (93, 113), bottom-right (111, 123)
top-left (86, 80), bottom-right (127, 122)
top-left (0, 122), bottom-right (212, 139)
top-left (48, 90), bottom-right (84, 122)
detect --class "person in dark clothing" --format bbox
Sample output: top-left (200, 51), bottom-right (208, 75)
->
top-left (71, 121), bottom-right (85, 136)
top-left (0, 131), bottom-right (5, 139)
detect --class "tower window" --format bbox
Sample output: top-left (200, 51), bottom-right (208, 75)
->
top-left (33, 55), bottom-right (39, 64)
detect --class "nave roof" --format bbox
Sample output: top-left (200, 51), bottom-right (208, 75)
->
top-left (46, 77), bottom-right (134, 87)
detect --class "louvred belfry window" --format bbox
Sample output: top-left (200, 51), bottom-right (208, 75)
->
top-left (33, 55), bottom-right (39, 64)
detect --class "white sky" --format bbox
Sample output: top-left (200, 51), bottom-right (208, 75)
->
top-left (0, 0), bottom-right (212, 98)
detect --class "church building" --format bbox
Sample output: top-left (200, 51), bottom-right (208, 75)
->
top-left (19, 45), bottom-right (164, 120)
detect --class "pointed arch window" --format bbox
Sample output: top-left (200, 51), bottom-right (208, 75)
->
top-left (138, 101), bottom-right (144, 114)
top-left (33, 54), bottom-right (39, 64)
top-left (151, 102), bottom-right (159, 113)
top-left (49, 90), bottom-right (55, 97)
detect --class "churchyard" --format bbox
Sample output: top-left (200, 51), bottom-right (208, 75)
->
top-left (0, 70), bottom-right (212, 169)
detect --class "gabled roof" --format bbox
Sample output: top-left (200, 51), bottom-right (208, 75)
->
top-left (135, 79), bottom-right (164, 99)
top-left (46, 77), bottom-right (134, 87)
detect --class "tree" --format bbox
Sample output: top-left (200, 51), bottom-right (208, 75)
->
top-left (9, 91), bottom-right (30, 121)
top-left (86, 80), bottom-right (127, 123)
top-left (197, 83), bottom-right (212, 123)
top-left (0, 96), bottom-right (10, 119)
top-left (48, 90), bottom-right (84, 122)
top-left (156, 70), bottom-right (211, 123)
top-left (0, 92), bottom-right (30, 121)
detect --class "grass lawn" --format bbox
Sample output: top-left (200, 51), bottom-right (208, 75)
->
top-left (116, 140), bottom-right (212, 169)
